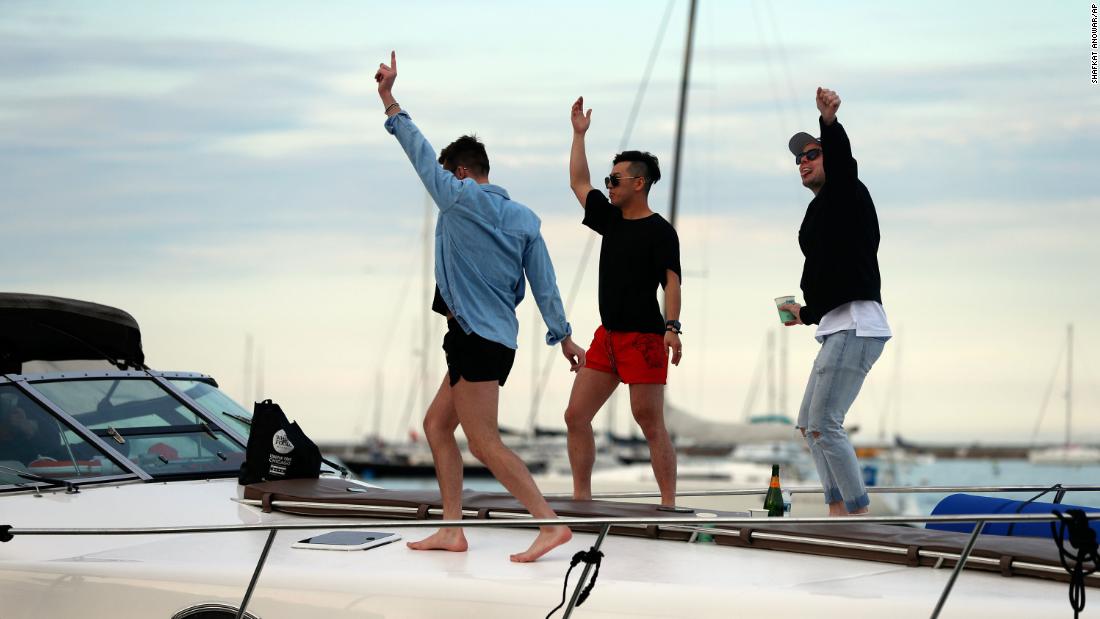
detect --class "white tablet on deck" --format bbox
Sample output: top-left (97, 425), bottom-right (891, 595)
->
top-left (291, 531), bottom-right (402, 551)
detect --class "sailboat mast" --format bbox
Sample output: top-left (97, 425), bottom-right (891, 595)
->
top-left (1066, 323), bottom-right (1073, 448)
top-left (779, 327), bottom-right (788, 417)
top-left (667, 0), bottom-right (698, 229)
top-left (373, 369), bottom-right (383, 440)
top-left (254, 344), bottom-right (264, 400)
top-left (242, 333), bottom-right (254, 405)
top-left (766, 330), bottom-right (776, 413)
top-left (528, 301), bottom-right (540, 436)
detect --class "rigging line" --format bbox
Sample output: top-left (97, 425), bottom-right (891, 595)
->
top-left (396, 361), bottom-right (424, 439)
top-left (379, 270), bottom-right (416, 362)
top-left (891, 327), bottom-right (903, 438)
top-left (762, 1), bottom-right (800, 132)
top-left (419, 191), bottom-right (433, 418)
top-left (357, 271), bottom-right (414, 436)
top-left (740, 332), bottom-right (769, 420)
top-left (526, 0), bottom-right (678, 431)
top-left (619, 0), bottom-right (677, 152)
top-left (1030, 338), bottom-right (1067, 445)
top-left (748, 0), bottom-right (794, 135)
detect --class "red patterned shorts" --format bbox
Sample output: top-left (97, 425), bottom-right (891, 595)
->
top-left (584, 325), bottom-right (668, 385)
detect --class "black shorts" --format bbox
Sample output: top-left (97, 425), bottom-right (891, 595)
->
top-left (442, 320), bottom-right (516, 387)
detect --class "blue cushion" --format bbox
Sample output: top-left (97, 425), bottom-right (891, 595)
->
top-left (928, 493), bottom-right (1100, 539)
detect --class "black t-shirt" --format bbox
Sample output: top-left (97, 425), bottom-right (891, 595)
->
top-left (583, 189), bottom-right (681, 334)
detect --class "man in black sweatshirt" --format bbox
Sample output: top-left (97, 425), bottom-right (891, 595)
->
top-left (780, 87), bottom-right (892, 516)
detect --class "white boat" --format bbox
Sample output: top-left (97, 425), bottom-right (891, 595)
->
top-left (2, 293), bottom-right (1095, 619)
top-left (1029, 445), bottom-right (1100, 465)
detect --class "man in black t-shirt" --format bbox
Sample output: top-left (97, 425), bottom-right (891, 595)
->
top-left (563, 96), bottom-right (683, 506)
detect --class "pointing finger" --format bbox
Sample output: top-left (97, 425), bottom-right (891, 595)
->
top-left (391, 50), bottom-right (396, 70)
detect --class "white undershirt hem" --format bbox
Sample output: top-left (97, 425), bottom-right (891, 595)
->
top-left (815, 301), bottom-right (892, 343)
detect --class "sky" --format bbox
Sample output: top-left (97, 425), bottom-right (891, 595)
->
top-left (2, 0), bottom-right (1098, 444)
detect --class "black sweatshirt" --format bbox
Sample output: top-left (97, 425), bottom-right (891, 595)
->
top-left (797, 116), bottom-right (883, 326)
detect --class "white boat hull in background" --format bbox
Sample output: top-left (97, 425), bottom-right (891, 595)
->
top-left (1028, 445), bottom-right (1100, 465)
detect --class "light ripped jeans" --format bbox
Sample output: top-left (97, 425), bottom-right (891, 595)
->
top-left (797, 329), bottom-right (887, 512)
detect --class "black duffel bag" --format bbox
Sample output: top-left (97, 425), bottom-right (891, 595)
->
top-left (238, 399), bottom-right (322, 485)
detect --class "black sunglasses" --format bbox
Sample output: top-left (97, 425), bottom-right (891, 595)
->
top-left (604, 175), bottom-right (644, 188)
top-left (795, 148), bottom-right (822, 165)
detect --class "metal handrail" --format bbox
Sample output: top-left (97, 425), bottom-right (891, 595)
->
top-left (545, 483), bottom-right (1100, 500)
top-left (5, 509), bottom-right (1096, 619)
top-left (5, 510), bottom-right (1095, 536)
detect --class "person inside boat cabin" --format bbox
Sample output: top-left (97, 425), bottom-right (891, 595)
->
top-left (564, 96), bottom-right (683, 507)
top-left (779, 87), bottom-right (892, 516)
top-left (375, 51), bottom-right (586, 562)
top-left (0, 392), bottom-right (65, 466)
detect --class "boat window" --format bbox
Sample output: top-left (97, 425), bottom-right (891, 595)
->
top-left (0, 384), bottom-right (126, 486)
top-left (32, 379), bottom-right (245, 478)
top-left (168, 379), bottom-right (252, 438)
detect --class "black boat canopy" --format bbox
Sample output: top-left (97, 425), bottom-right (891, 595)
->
top-left (0, 293), bottom-right (144, 372)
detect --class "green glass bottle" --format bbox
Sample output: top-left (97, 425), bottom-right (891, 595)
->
top-left (763, 464), bottom-right (784, 517)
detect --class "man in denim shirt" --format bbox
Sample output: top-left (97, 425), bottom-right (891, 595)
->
top-left (376, 52), bottom-right (585, 562)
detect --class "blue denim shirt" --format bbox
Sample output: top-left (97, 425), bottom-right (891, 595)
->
top-left (385, 110), bottom-right (571, 349)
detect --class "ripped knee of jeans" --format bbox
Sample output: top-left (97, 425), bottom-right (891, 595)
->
top-left (798, 426), bottom-right (823, 442)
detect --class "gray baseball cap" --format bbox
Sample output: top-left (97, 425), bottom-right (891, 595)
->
top-left (788, 132), bottom-right (821, 156)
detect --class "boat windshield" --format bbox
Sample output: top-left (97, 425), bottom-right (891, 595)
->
top-left (0, 384), bottom-right (127, 486)
top-left (168, 378), bottom-right (253, 437)
top-left (32, 378), bottom-right (246, 478)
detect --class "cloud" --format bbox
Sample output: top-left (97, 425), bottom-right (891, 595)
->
top-left (0, 31), bottom-right (346, 79)
top-left (3, 3), bottom-right (1098, 441)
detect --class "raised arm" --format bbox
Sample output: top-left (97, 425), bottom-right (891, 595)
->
top-left (375, 51), bottom-right (464, 209)
top-left (816, 87), bottom-right (857, 182)
top-left (376, 51), bottom-right (401, 118)
top-left (569, 97), bottom-right (595, 206)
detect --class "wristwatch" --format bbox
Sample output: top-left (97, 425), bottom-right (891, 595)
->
top-left (665, 320), bottom-right (682, 334)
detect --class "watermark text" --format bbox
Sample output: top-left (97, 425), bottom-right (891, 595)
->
top-left (1092, 4), bottom-right (1098, 84)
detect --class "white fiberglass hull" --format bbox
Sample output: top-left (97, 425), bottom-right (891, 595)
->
top-left (0, 479), bottom-right (1075, 618)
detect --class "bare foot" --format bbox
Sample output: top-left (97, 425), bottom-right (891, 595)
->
top-left (510, 526), bottom-right (572, 563)
top-left (406, 528), bottom-right (468, 552)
